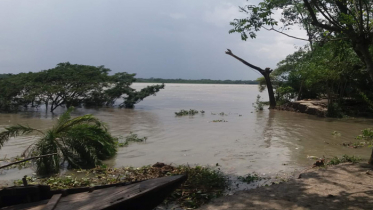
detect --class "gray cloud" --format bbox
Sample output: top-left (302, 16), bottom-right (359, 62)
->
top-left (0, 0), bottom-right (307, 80)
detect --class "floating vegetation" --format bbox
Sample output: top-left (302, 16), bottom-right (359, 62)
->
top-left (327, 155), bottom-right (361, 165)
top-left (200, 110), bottom-right (205, 114)
top-left (356, 128), bottom-right (373, 140)
top-left (175, 109), bottom-right (199, 116)
top-left (14, 164), bottom-right (228, 209)
top-left (331, 131), bottom-right (341, 136)
top-left (252, 95), bottom-right (264, 111)
top-left (237, 173), bottom-right (263, 184)
top-left (211, 112), bottom-right (216, 115)
top-left (212, 120), bottom-right (228, 123)
top-left (118, 132), bottom-right (147, 147)
top-left (219, 112), bottom-right (226, 116)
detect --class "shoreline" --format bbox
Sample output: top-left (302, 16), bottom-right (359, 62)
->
top-left (200, 163), bottom-right (373, 210)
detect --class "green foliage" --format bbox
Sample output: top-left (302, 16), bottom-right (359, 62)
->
top-left (175, 109), bottom-right (199, 116)
top-left (229, 0), bottom-right (373, 114)
top-left (252, 95), bottom-right (264, 111)
top-left (118, 132), bottom-right (147, 147)
top-left (356, 128), bottom-right (373, 140)
top-left (327, 155), bottom-right (361, 165)
top-left (15, 164), bottom-right (228, 209)
top-left (211, 120), bottom-right (228, 123)
top-left (121, 84), bottom-right (165, 108)
top-left (0, 108), bottom-right (117, 175)
top-left (238, 173), bottom-right (262, 184)
top-left (326, 103), bottom-right (344, 118)
top-left (0, 63), bottom-right (165, 112)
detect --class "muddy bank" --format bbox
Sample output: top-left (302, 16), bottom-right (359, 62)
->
top-left (277, 99), bottom-right (328, 117)
top-left (200, 163), bottom-right (373, 210)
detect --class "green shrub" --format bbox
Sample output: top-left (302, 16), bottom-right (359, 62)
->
top-left (327, 155), bottom-right (361, 165)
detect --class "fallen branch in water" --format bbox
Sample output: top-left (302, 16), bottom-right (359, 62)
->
top-left (0, 153), bottom-right (57, 169)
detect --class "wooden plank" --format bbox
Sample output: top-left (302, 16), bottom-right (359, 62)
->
top-left (42, 194), bottom-right (61, 210)
top-left (53, 175), bottom-right (185, 210)
top-left (1, 200), bottom-right (48, 210)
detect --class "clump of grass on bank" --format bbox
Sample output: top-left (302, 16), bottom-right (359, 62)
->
top-left (14, 164), bottom-right (228, 209)
top-left (175, 109), bottom-right (199, 116)
top-left (238, 173), bottom-right (263, 184)
top-left (117, 132), bottom-right (147, 147)
top-left (327, 155), bottom-right (361, 165)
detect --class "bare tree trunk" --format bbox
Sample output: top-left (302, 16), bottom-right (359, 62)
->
top-left (263, 72), bottom-right (276, 109)
top-left (297, 81), bottom-right (303, 100)
top-left (225, 49), bottom-right (276, 108)
top-left (369, 149), bottom-right (373, 165)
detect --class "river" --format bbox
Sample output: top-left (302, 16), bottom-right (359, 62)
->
top-left (0, 83), bottom-right (372, 180)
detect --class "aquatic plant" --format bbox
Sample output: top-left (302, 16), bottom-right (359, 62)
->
top-left (356, 128), bottom-right (373, 140)
top-left (327, 155), bottom-right (361, 165)
top-left (212, 120), bottom-right (228, 123)
top-left (238, 173), bottom-right (262, 184)
top-left (0, 107), bottom-right (117, 175)
top-left (200, 110), bottom-right (205, 114)
top-left (118, 132), bottom-right (147, 147)
top-left (175, 109), bottom-right (199, 116)
top-left (14, 164), bottom-right (228, 209)
top-left (252, 95), bottom-right (264, 111)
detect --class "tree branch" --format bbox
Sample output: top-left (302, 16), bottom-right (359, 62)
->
top-left (225, 49), bottom-right (265, 73)
top-left (0, 153), bottom-right (57, 169)
top-left (262, 26), bottom-right (310, 41)
top-left (303, 0), bottom-right (342, 33)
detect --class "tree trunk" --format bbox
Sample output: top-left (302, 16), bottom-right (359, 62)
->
top-left (297, 81), bottom-right (303, 100)
top-left (263, 72), bottom-right (276, 109)
top-left (369, 149), bottom-right (373, 165)
top-left (225, 49), bottom-right (277, 109)
top-left (354, 41), bottom-right (373, 81)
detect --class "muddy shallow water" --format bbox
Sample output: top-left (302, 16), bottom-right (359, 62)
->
top-left (0, 83), bottom-right (372, 180)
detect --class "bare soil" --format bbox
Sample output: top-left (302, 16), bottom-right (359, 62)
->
top-left (200, 163), bottom-right (373, 210)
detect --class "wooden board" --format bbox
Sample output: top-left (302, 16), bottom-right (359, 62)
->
top-left (1, 175), bottom-right (186, 210)
top-left (54, 175), bottom-right (185, 210)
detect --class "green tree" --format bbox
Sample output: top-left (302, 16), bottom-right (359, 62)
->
top-left (229, 0), bottom-right (373, 80)
top-left (0, 63), bottom-right (165, 112)
top-left (0, 108), bottom-right (117, 174)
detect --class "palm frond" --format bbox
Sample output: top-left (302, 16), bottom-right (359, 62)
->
top-left (0, 125), bottom-right (43, 149)
top-left (56, 115), bottom-right (107, 134)
top-left (61, 124), bottom-right (116, 168)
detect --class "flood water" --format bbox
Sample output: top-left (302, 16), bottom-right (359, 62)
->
top-left (0, 83), bottom-right (372, 180)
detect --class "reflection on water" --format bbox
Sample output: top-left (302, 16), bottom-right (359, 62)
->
top-left (0, 83), bottom-right (372, 180)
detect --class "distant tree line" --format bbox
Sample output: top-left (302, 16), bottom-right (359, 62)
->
top-left (135, 78), bottom-right (259, 84)
top-left (0, 62), bottom-right (164, 112)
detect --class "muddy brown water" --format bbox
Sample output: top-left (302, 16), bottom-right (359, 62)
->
top-left (0, 83), bottom-right (372, 181)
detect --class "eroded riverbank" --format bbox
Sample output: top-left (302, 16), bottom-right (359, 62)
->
top-left (0, 84), bottom-right (372, 181)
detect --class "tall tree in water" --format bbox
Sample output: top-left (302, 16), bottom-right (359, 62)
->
top-left (225, 49), bottom-right (276, 109)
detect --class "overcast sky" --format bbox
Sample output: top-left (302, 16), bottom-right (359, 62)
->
top-left (0, 0), bottom-right (308, 80)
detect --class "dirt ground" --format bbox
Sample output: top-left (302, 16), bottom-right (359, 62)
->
top-left (200, 163), bottom-right (373, 210)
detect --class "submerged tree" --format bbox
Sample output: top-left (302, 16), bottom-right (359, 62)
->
top-left (0, 62), bottom-right (165, 112)
top-left (0, 108), bottom-right (117, 175)
top-left (225, 49), bottom-right (276, 109)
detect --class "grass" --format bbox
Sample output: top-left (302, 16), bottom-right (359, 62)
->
top-left (14, 164), bottom-right (228, 209)
top-left (327, 155), bottom-right (361, 165)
